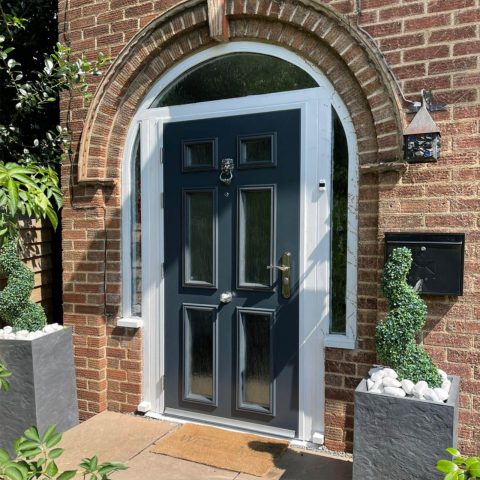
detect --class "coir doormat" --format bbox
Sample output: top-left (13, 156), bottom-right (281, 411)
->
top-left (151, 423), bottom-right (289, 477)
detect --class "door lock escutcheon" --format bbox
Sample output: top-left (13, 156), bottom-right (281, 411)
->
top-left (267, 251), bottom-right (292, 299)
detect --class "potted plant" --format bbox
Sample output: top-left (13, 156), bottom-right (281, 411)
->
top-left (353, 247), bottom-right (460, 479)
top-left (0, 5), bottom-right (108, 451)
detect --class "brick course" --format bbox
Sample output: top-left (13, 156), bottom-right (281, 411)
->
top-left (60, 0), bottom-right (480, 454)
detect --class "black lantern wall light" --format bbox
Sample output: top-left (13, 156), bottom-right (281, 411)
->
top-left (404, 90), bottom-right (442, 163)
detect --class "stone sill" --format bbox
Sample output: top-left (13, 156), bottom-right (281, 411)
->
top-left (324, 334), bottom-right (356, 350)
top-left (117, 317), bottom-right (144, 329)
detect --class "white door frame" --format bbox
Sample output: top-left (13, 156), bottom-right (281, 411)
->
top-left (121, 42), bottom-right (358, 443)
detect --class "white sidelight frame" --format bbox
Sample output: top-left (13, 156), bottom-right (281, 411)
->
top-left (120, 42), bottom-right (358, 443)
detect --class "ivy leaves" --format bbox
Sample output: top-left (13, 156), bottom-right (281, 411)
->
top-left (0, 425), bottom-right (127, 480)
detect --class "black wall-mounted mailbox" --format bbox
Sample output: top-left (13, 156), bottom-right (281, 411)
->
top-left (385, 232), bottom-right (465, 296)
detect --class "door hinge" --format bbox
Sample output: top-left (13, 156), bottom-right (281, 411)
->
top-left (160, 375), bottom-right (165, 392)
top-left (159, 146), bottom-right (164, 164)
top-left (161, 262), bottom-right (165, 279)
top-left (160, 192), bottom-right (164, 208)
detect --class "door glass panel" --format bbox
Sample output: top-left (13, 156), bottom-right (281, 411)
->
top-left (183, 139), bottom-right (216, 170)
top-left (238, 134), bottom-right (275, 167)
top-left (238, 310), bottom-right (273, 413)
top-left (238, 188), bottom-right (273, 288)
top-left (150, 53), bottom-right (318, 108)
top-left (184, 191), bottom-right (215, 286)
top-left (184, 306), bottom-right (216, 403)
top-left (330, 108), bottom-right (349, 334)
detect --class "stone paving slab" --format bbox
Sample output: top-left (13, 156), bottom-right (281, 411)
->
top-left (57, 411), bottom-right (176, 472)
top-left (112, 450), bottom-right (239, 480)
top-left (57, 412), bottom-right (352, 480)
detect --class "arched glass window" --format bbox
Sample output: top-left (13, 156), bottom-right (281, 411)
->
top-left (331, 108), bottom-right (349, 334)
top-left (150, 53), bottom-right (318, 108)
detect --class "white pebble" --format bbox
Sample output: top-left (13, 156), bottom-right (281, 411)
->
top-left (384, 386), bottom-right (406, 397)
top-left (383, 368), bottom-right (398, 379)
top-left (434, 388), bottom-right (449, 402)
top-left (413, 381), bottom-right (428, 399)
top-left (382, 377), bottom-right (402, 388)
top-left (424, 388), bottom-right (440, 402)
top-left (43, 325), bottom-right (55, 334)
top-left (4, 326), bottom-right (13, 334)
top-left (438, 369), bottom-right (448, 381)
top-left (368, 367), bottom-right (384, 377)
top-left (442, 379), bottom-right (451, 393)
top-left (371, 370), bottom-right (386, 382)
top-left (366, 379), bottom-right (375, 391)
top-left (401, 379), bottom-right (415, 395)
top-left (52, 324), bottom-right (63, 331)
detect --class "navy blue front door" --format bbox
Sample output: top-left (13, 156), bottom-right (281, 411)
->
top-left (164, 110), bottom-right (300, 432)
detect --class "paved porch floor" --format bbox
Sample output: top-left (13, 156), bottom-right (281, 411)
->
top-left (58, 412), bottom-right (352, 480)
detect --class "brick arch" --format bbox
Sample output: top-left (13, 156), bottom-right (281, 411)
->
top-left (77, 0), bottom-right (404, 184)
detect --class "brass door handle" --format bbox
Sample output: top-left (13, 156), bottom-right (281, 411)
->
top-left (266, 251), bottom-right (292, 299)
top-left (267, 265), bottom-right (290, 272)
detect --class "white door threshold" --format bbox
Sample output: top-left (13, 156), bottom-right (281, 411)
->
top-left (146, 408), bottom-right (296, 441)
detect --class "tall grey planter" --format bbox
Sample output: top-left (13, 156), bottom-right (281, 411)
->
top-left (353, 376), bottom-right (459, 480)
top-left (0, 327), bottom-right (79, 452)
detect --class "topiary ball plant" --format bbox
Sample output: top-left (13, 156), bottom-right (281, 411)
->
top-left (375, 247), bottom-right (442, 388)
top-left (0, 237), bottom-right (46, 332)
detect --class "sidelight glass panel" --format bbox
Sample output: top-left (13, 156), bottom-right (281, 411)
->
top-left (184, 306), bottom-right (216, 403)
top-left (150, 53), bottom-right (318, 108)
top-left (238, 310), bottom-right (273, 413)
top-left (184, 191), bottom-right (215, 286)
top-left (183, 139), bottom-right (216, 170)
top-left (239, 134), bottom-right (275, 167)
top-left (238, 188), bottom-right (273, 288)
top-left (130, 130), bottom-right (142, 316)
top-left (330, 108), bottom-right (349, 334)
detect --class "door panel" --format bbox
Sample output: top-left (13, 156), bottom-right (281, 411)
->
top-left (164, 110), bottom-right (300, 432)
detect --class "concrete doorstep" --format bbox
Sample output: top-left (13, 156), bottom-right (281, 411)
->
top-left (57, 411), bottom-right (352, 480)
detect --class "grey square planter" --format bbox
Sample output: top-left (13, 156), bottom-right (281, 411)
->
top-left (0, 327), bottom-right (79, 452)
top-left (353, 376), bottom-right (459, 480)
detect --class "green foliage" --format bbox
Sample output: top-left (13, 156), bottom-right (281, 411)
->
top-left (0, 361), bottom-right (11, 392)
top-left (436, 448), bottom-right (480, 480)
top-left (0, 3), bottom-right (109, 328)
top-left (0, 237), bottom-right (46, 331)
top-left (0, 425), bottom-right (127, 480)
top-left (0, 162), bottom-right (62, 244)
top-left (375, 247), bottom-right (442, 387)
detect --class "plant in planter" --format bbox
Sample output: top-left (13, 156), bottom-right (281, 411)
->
top-left (0, 3), bottom-right (109, 451)
top-left (375, 247), bottom-right (442, 387)
top-left (353, 247), bottom-right (460, 480)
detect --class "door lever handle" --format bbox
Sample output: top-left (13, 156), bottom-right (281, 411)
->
top-left (266, 251), bottom-right (292, 299)
top-left (267, 265), bottom-right (290, 272)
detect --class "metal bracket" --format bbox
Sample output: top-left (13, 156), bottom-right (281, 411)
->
top-left (407, 90), bottom-right (446, 113)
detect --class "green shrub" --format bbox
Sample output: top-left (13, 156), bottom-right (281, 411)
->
top-left (0, 237), bottom-right (46, 332)
top-left (375, 247), bottom-right (442, 387)
top-left (437, 448), bottom-right (480, 479)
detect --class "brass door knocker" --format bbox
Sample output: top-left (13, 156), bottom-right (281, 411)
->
top-left (219, 158), bottom-right (234, 185)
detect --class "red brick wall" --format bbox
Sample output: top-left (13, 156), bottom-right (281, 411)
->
top-left (59, 0), bottom-right (480, 454)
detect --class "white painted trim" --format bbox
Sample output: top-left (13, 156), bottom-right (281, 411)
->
top-left (120, 41), bottom-right (359, 443)
top-left (116, 317), bottom-right (144, 329)
top-left (163, 408), bottom-right (296, 439)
